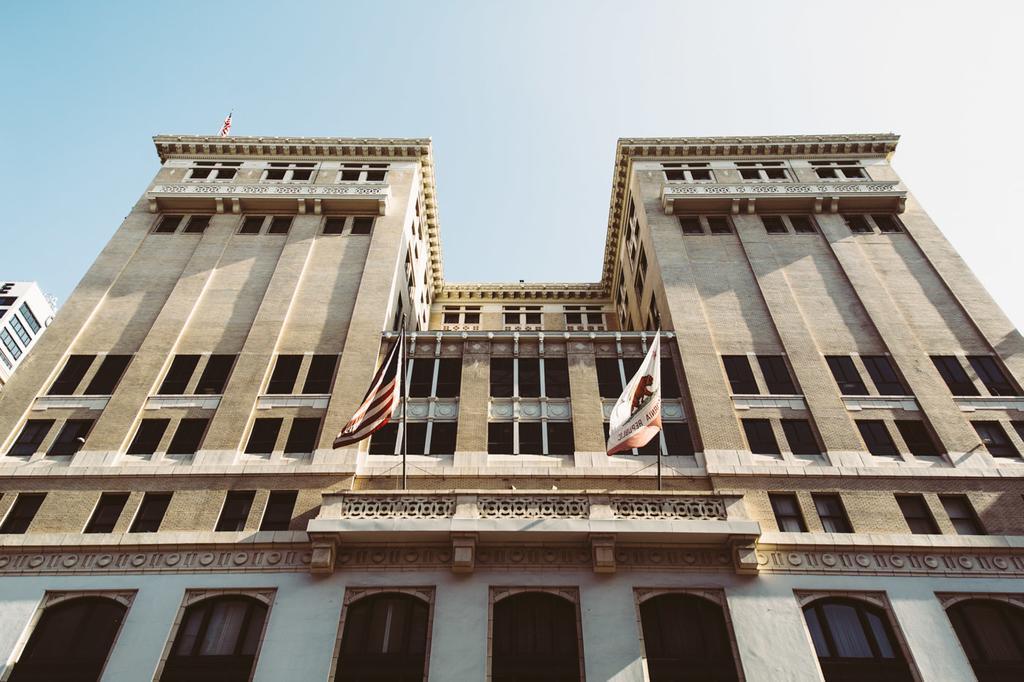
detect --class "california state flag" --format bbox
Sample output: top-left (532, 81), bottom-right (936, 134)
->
top-left (607, 332), bottom-right (662, 455)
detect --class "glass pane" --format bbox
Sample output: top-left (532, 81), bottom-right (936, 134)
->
top-left (822, 602), bottom-right (873, 658)
top-left (199, 600), bottom-right (249, 655)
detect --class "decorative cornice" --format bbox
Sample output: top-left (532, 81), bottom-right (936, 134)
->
top-left (437, 282), bottom-right (608, 302)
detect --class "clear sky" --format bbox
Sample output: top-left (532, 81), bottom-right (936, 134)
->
top-left (2, 1), bottom-right (1022, 329)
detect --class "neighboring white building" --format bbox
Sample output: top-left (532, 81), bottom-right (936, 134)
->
top-left (0, 282), bottom-right (55, 389)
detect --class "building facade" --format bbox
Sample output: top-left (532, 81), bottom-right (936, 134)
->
top-left (0, 282), bottom-right (55, 390)
top-left (0, 133), bottom-right (1022, 681)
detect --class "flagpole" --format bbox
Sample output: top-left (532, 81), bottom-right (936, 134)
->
top-left (401, 315), bottom-right (408, 490)
top-left (656, 329), bottom-right (662, 491)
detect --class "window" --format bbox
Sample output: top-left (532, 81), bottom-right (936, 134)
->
top-left (264, 162), bottom-right (315, 181)
top-left (678, 216), bottom-right (704, 235)
top-left (83, 355), bottom-right (132, 395)
top-left (8, 597), bottom-right (127, 682)
top-left (0, 493), bottom-right (45, 534)
top-left (1, 328), bottom-right (22, 359)
top-left (195, 355), bottom-right (236, 394)
top-left (7, 420), bottom-right (54, 456)
top-left (663, 422), bottom-right (695, 456)
top-left (770, 493), bottom-right (807, 532)
top-left (972, 421), bottom-right (1019, 458)
top-left (0, 349), bottom-right (11, 370)
top-left (1013, 421), bottom-right (1024, 444)
top-left (336, 594), bottom-right (429, 682)
top-left (762, 215), bottom-right (788, 234)
top-left (781, 419), bottom-right (822, 456)
top-left (369, 421), bottom-right (458, 455)
top-left (596, 358), bottom-right (624, 398)
top-left (790, 215), bottom-right (817, 234)
top-left (634, 247), bottom-right (648, 300)
top-left (9, 316), bottom-right (31, 344)
top-left (259, 491), bottom-right (297, 531)
top-left (706, 216), bottom-right (733, 234)
top-left (266, 355), bottom-right (302, 394)
top-left (159, 355), bottom-right (201, 395)
top-left (803, 598), bottom-right (913, 682)
top-left (895, 420), bottom-right (942, 457)
top-left (47, 419), bottom-right (93, 456)
top-left (126, 418), bottom-right (170, 455)
top-left (941, 495), bottom-right (985, 535)
top-left (408, 357), bottom-right (462, 398)
top-left (757, 355), bottom-right (796, 394)
top-left (154, 215), bottom-right (184, 234)
top-left (968, 356), bottom-right (1017, 396)
top-left (188, 160), bottom-right (241, 180)
top-left (302, 354), bottom-right (338, 393)
top-left (722, 355), bottom-right (758, 394)
top-left (857, 420), bottom-right (899, 456)
top-left (859, 356), bottom-right (906, 396)
top-left (216, 491), bottom-right (255, 532)
top-left (338, 162), bottom-right (388, 182)
top-left (487, 421), bottom-right (575, 456)
top-left (167, 418), bottom-right (209, 455)
top-left (502, 306), bottom-right (542, 327)
top-left (742, 419), bottom-right (780, 455)
top-left (931, 356), bottom-right (979, 396)
top-left (826, 356), bottom-right (867, 395)
top-left (84, 492), bottom-right (129, 533)
top-left (350, 217), bottom-right (375, 234)
top-left (322, 217), bottom-right (346, 234)
top-left (843, 214), bottom-right (873, 234)
top-left (182, 215), bottom-right (211, 234)
top-left (490, 357), bottom-right (566, 398)
top-left (896, 495), bottom-right (939, 534)
top-left (564, 305), bottom-right (604, 327)
top-left (50, 355), bottom-right (94, 394)
top-left (267, 216), bottom-right (293, 234)
top-left (19, 303), bottom-right (41, 333)
top-left (947, 599), bottom-right (1024, 682)
top-left (662, 161), bottom-right (713, 181)
top-left (284, 418), bottom-right (321, 454)
top-left (161, 596), bottom-right (268, 682)
top-left (813, 494), bottom-right (853, 533)
top-left (440, 306), bottom-right (480, 327)
top-left (639, 594), bottom-right (739, 682)
top-left (239, 215), bottom-right (265, 234)
top-left (872, 214), bottom-right (904, 233)
top-left (735, 161), bottom-right (788, 180)
top-left (811, 160), bottom-right (867, 179)
top-left (130, 492), bottom-right (172, 533)
top-left (492, 592), bottom-right (580, 682)
top-left (245, 419), bottom-right (282, 455)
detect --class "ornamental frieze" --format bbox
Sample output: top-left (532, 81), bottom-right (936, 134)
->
top-left (0, 546), bottom-right (312, 576)
top-left (756, 545), bottom-right (1024, 578)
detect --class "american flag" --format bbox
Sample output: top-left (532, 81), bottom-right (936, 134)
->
top-left (332, 330), bottom-right (404, 448)
top-left (219, 112), bottom-right (232, 137)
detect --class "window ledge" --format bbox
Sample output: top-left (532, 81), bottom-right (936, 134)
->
top-left (145, 394), bottom-right (222, 410)
top-left (955, 396), bottom-right (1024, 412)
top-left (731, 394), bottom-right (807, 410)
top-left (32, 395), bottom-right (110, 411)
top-left (842, 395), bottom-right (919, 411)
top-left (256, 394), bottom-right (329, 410)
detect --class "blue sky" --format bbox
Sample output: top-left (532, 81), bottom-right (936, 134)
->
top-left (2, 1), bottom-right (1022, 328)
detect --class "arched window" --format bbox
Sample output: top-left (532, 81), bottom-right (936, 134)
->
top-left (161, 596), bottom-right (268, 682)
top-left (639, 593), bottom-right (739, 682)
top-left (803, 597), bottom-right (913, 682)
top-left (10, 596), bottom-right (127, 682)
top-left (336, 593), bottom-right (430, 682)
top-left (947, 598), bottom-right (1024, 681)
top-left (492, 592), bottom-right (581, 682)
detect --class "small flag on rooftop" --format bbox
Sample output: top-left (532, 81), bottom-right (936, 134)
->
top-left (606, 331), bottom-right (662, 455)
top-left (219, 112), bottom-right (232, 137)
top-left (332, 328), bottom-right (405, 448)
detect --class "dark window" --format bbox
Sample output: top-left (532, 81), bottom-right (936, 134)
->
top-left (544, 358), bottom-right (570, 398)
top-left (547, 422), bottom-right (575, 455)
top-left (337, 594), bottom-right (429, 682)
top-left (8, 597), bottom-right (126, 682)
top-left (369, 422), bottom-right (400, 455)
top-left (167, 418), bottom-right (209, 455)
top-left (661, 358), bottom-right (682, 399)
top-left (408, 359), bottom-right (435, 398)
top-left (0, 493), bottom-right (45, 534)
top-left (284, 418), bottom-right (320, 453)
top-left (260, 491), bottom-right (297, 531)
top-left (861, 356), bottom-right (906, 396)
top-left (19, 303), bottom-right (41, 333)
top-left (159, 355), bottom-right (200, 395)
top-left (182, 215), bottom-right (211, 234)
top-left (1013, 421), bottom-right (1024, 443)
top-left (757, 355), bottom-right (796, 394)
top-left (856, 420), bottom-right (899, 456)
top-left (813, 494), bottom-right (853, 533)
top-left (429, 422), bottom-right (457, 454)
top-left (518, 359), bottom-right (541, 397)
top-left (895, 420), bottom-right (941, 456)
top-left (941, 495), bottom-right (985, 535)
top-left (826, 356), bottom-right (867, 395)
top-left (130, 492), bottom-right (172, 533)
top-left (931, 356), bottom-right (979, 396)
top-left (161, 596), bottom-right (267, 682)
top-left (968, 356), bottom-right (1017, 396)
top-left (492, 592), bottom-right (580, 682)
top-left (947, 599), bottom-right (1024, 682)
top-left (896, 495), bottom-right (939, 534)
top-left (7, 420), bottom-right (54, 456)
top-left (742, 419), bottom-right (780, 455)
top-left (126, 418), bottom-right (170, 455)
top-left (84, 493), bottom-right (129, 533)
top-left (803, 598), bottom-right (913, 682)
top-left (640, 594), bottom-right (739, 682)
top-left (266, 355), bottom-right (302, 394)
top-left (707, 216), bottom-right (732, 234)
top-left (770, 493), bottom-right (807, 532)
top-left (350, 217), bottom-right (374, 235)
top-left (48, 355), bottom-right (93, 395)
top-left (323, 217), bottom-right (346, 234)
top-left (244, 418), bottom-right (282, 455)
top-left (518, 422), bottom-right (543, 455)
top-left (403, 423), bottom-right (428, 455)
top-left (972, 421), bottom-right (1018, 458)
top-left (663, 422), bottom-right (695, 456)
top-left (488, 422), bottom-right (514, 454)
top-left (154, 215), bottom-right (184, 233)
top-left (781, 419), bottom-right (821, 456)
top-left (762, 215), bottom-right (788, 234)
top-left (302, 355), bottom-right (338, 394)
top-left (790, 215), bottom-right (817, 234)
top-left (722, 355), bottom-right (758, 394)
top-left (47, 419), bottom-right (93, 456)
top-left (267, 216), bottom-right (292, 234)
top-left (239, 216), bottom-right (264, 234)
top-left (435, 358), bottom-right (462, 398)
top-left (843, 214), bottom-right (873, 233)
top-left (490, 358), bottom-right (514, 398)
top-left (873, 214), bottom-right (903, 233)
top-left (679, 216), bottom-right (704, 235)
top-left (596, 358), bottom-right (623, 398)
top-left (216, 491), bottom-right (255, 532)
top-left (195, 355), bottom-right (236, 394)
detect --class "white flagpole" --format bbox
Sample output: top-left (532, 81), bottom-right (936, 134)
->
top-left (400, 316), bottom-right (408, 490)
